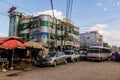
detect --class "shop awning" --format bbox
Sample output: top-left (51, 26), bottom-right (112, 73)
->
top-left (0, 39), bottom-right (25, 49)
top-left (24, 41), bottom-right (48, 49)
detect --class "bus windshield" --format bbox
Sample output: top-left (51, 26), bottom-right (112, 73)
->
top-left (88, 48), bottom-right (100, 53)
top-left (88, 47), bottom-right (111, 53)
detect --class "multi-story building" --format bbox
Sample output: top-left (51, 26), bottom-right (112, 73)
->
top-left (73, 26), bottom-right (80, 49)
top-left (9, 12), bottom-right (32, 37)
top-left (9, 12), bottom-right (23, 36)
top-left (9, 12), bottom-right (80, 50)
top-left (80, 31), bottom-right (103, 48)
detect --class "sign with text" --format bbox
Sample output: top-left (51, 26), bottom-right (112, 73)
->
top-left (65, 41), bottom-right (73, 45)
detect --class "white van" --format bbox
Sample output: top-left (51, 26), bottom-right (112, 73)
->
top-left (87, 46), bottom-right (111, 61)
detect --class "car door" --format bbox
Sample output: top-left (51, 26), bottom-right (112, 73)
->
top-left (74, 51), bottom-right (79, 59)
top-left (60, 52), bottom-right (66, 63)
top-left (72, 51), bottom-right (76, 59)
top-left (56, 52), bottom-right (61, 64)
top-left (58, 52), bottom-right (64, 63)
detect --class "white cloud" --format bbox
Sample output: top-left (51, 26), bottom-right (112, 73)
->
top-left (103, 8), bottom-right (107, 11)
top-left (88, 24), bottom-right (107, 31)
top-left (97, 3), bottom-right (103, 6)
top-left (33, 10), bottom-right (64, 20)
top-left (101, 30), bottom-right (120, 46)
top-left (88, 24), bottom-right (120, 47)
top-left (96, 3), bottom-right (108, 11)
top-left (116, 2), bottom-right (120, 6)
top-left (113, 2), bottom-right (120, 6)
top-left (0, 19), bottom-right (2, 25)
top-left (102, 31), bottom-right (120, 40)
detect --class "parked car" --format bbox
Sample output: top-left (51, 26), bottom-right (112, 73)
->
top-left (42, 52), bottom-right (67, 67)
top-left (64, 50), bottom-right (80, 62)
top-left (74, 50), bottom-right (81, 60)
top-left (80, 51), bottom-right (88, 60)
top-left (111, 54), bottom-right (116, 61)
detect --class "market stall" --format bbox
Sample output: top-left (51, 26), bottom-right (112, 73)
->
top-left (0, 37), bottom-right (26, 71)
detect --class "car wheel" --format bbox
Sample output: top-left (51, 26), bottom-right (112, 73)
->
top-left (99, 57), bottom-right (102, 62)
top-left (64, 60), bottom-right (67, 64)
top-left (71, 58), bottom-right (75, 63)
top-left (53, 61), bottom-right (57, 67)
top-left (32, 60), bottom-right (37, 66)
top-left (107, 57), bottom-right (111, 61)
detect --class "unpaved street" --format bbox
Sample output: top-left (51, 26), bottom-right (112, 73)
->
top-left (1, 61), bottom-right (120, 80)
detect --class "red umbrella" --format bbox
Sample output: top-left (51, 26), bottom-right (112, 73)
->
top-left (0, 40), bottom-right (25, 49)
top-left (0, 39), bottom-right (25, 69)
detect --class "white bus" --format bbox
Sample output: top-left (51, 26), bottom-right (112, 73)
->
top-left (87, 46), bottom-right (111, 61)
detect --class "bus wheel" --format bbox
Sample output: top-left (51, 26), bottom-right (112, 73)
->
top-left (99, 58), bottom-right (102, 62)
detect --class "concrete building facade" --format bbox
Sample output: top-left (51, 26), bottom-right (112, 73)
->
top-left (80, 31), bottom-right (103, 48)
top-left (9, 12), bottom-right (80, 50)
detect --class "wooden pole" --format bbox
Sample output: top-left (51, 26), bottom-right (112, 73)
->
top-left (11, 49), bottom-right (14, 70)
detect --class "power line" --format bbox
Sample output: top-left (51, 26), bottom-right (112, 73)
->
top-left (74, 10), bottom-right (120, 20)
top-left (50, 0), bottom-right (55, 18)
top-left (66, 0), bottom-right (70, 18)
top-left (69, 0), bottom-right (73, 20)
top-left (79, 16), bottom-right (120, 27)
top-left (0, 0), bottom-right (33, 13)
top-left (66, 0), bottom-right (70, 19)
top-left (66, 0), bottom-right (73, 20)
top-left (75, 10), bottom-right (120, 27)
top-left (75, 4), bottom-right (120, 14)
top-left (0, 8), bottom-right (8, 13)
top-left (0, 13), bottom-right (8, 17)
top-left (73, 4), bottom-right (120, 20)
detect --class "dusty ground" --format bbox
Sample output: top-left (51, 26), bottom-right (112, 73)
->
top-left (1, 61), bottom-right (120, 80)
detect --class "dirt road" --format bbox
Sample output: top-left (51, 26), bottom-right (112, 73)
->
top-left (1, 61), bottom-right (120, 80)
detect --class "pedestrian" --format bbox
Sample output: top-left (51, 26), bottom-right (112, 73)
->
top-left (114, 52), bottom-right (119, 61)
top-left (26, 50), bottom-right (31, 58)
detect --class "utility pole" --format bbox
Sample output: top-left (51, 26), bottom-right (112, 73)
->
top-left (48, 16), bottom-right (51, 47)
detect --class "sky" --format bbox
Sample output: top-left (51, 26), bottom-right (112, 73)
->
top-left (0, 0), bottom-right (120, 47)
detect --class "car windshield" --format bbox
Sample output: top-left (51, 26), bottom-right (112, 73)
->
top-left (48, 53), bottom-right (56, 57)
top-left (81, 52), bottom-right (87, 54)
top-left (64, 51), bottom-right (73, 55)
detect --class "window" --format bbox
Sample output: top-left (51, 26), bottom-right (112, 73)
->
top-left (48, 53), bottom-right (56, 57)
top-left (56, 52), bottom-right (62, 57)
top-left (62, 52), bottom-right (65, 55)
top-left (87, 37), bottom-right (90, 39)
top-left (88, 48), bottom-right (99, 53)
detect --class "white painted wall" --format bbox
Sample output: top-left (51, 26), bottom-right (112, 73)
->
top-left (80, 32), bottom-right (103, 47)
